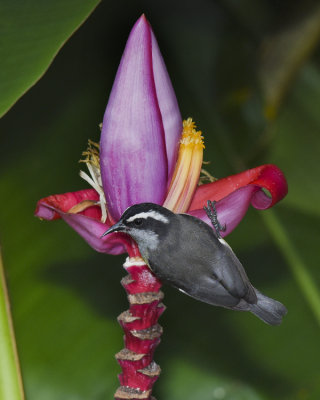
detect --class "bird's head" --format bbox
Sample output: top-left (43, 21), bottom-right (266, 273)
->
top-left (102, 203), bottom-right (174, 251)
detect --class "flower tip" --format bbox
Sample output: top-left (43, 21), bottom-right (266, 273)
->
top-left (131, 13), bottom-right (151, 33)
top-left (122, 14), bottom-right (152, 56)
top-left (140, 13), bottom-right (148, 22)
top-left (137, 13), bottom-right (152, 27)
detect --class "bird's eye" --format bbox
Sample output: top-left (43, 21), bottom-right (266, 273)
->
top-left (133, 218), bottom-right (143, 226)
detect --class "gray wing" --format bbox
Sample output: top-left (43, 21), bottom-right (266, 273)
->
top-left (209, 237), bottom-right (257, 304)
top-left (176, 214), bottom-right (257, 305)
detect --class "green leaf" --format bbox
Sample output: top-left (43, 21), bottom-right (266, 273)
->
top-left (0, 0), bottom-right (100, 118)
top-left (0, 253), bottom-right (24, 400)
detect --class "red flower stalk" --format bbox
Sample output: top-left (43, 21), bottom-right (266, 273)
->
top-left (115, 257), bottom-right (164, 400)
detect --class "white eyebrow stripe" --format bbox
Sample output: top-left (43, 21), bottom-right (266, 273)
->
top-left (126, 211), bottom-right (169, 223)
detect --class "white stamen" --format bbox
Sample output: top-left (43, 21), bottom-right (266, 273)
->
top-left (79, 167), bottom-right (107, 223)
top-left (126, 211), bottom-right (169, 224)
top-left (87, 163), bottom-right (98, 186)
top-left (79, 170), bottom-right (96, 189)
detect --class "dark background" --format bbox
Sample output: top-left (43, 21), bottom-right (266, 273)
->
top-left (1, 1), bottom-right (320, 399)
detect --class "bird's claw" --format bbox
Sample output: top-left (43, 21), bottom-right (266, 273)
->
top-left (204, 200), bottom-right (226, 238)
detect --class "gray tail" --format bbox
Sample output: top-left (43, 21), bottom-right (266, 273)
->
top-left (250, 290), bottom-right (287, 326)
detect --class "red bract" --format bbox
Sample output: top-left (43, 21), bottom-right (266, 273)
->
top-left (35, 164), bottom-right (287, 252)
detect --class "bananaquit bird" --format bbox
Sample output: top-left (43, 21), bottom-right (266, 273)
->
top-left (102, 201), bottom-right (287, 325)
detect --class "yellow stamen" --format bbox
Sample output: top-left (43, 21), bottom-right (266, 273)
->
top-left (79, 139), bottom-right (100, 168)
top-left (79, 140), bottom-right (108, 222)
top-left (163, 118), bottom-right (205, 213)
top-left (179, 118), bottom-right (205, 148)
top-left (199, 167), bottom-right (218, 185)
top-left (68, 200), bottom-right (99, 214)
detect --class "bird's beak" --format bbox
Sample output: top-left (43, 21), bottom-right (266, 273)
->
top-left (101, 220), bottom-right (126, 238)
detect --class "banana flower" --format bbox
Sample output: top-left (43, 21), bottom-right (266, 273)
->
top-left (34, 17), bottom-right (287, 255)
top-left (34, 15), bottom-right (287, 399)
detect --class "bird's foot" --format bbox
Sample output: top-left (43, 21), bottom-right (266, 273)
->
top-left (203, 200), bottom-right (226, 238)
